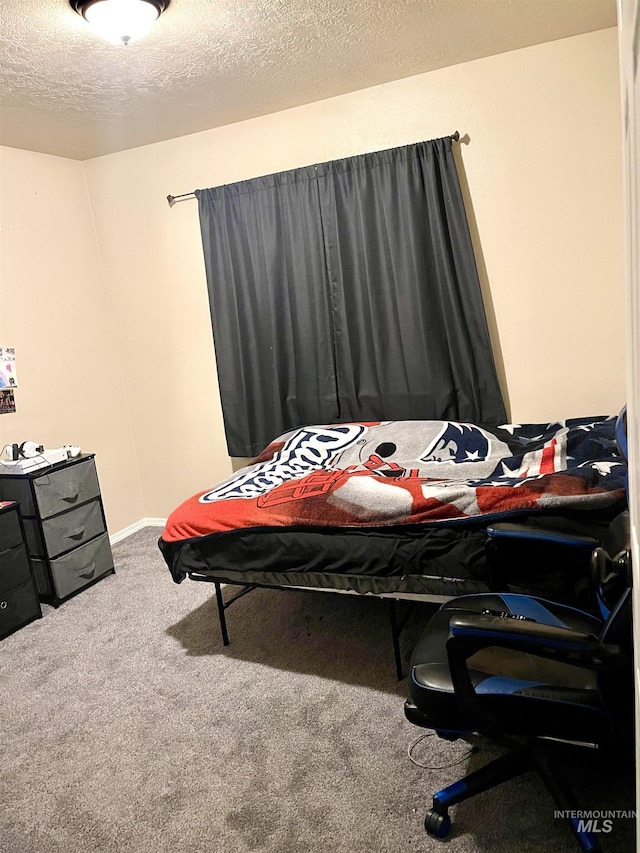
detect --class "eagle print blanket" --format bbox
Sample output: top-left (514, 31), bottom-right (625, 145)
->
top-left (162, 416), bottom-right (626, 543)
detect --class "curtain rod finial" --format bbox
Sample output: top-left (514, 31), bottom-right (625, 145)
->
top-left (451, 131), bottom-right (460, 142)
top-left (167, 194), bottom-right (175, 207)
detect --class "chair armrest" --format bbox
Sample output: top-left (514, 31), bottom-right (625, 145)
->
top-left (445, 612), bottom-right (624, 735)
top-left (486, 522), bottom-right (599, 550)
top-left (484, 522), bottom-right (600, 593)
top-left (449, 613), bottom-right (600, 652)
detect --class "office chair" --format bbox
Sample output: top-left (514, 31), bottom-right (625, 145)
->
top-left (404, 510), bottom-right (633, 852)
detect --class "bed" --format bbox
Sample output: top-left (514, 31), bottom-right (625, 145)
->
top-left (159, 415), bottom-right (627, 676)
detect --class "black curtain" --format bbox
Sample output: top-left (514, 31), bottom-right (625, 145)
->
top-left (197, 136), bottom-right (505, 457)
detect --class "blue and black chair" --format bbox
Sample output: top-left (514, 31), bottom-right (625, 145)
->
top-left (404, 506), bottom-right (633, 852)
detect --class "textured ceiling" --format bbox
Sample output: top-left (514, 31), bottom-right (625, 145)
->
top-left (0, 0), bottom-right (617, 161)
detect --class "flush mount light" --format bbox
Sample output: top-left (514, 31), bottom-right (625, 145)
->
top-left (70, 0), bottom-right (169, 46)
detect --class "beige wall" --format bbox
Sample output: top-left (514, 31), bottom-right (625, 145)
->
top-left (1, 28), bottom-right (626, 530)
top-left (0, 147), bottom-right (145, 533)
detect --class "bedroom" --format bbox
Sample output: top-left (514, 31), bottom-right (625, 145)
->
top-left (0, 1), bottom-right (637, 851)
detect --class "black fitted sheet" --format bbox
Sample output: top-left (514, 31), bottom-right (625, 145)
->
top-left (158, 512), bottom-right (611, 605)
top-left (159, 523), bottom-right (488, 596)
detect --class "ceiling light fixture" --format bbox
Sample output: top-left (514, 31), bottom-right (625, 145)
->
top-left (70, 0), bottom-right (169, 46)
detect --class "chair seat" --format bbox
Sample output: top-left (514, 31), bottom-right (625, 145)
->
top-left (408, 593), bottom-right (612, 744)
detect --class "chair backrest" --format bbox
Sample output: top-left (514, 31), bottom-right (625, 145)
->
top-left (593, 506), bottom-right (633, 727)
top-left (616, 404), bottom-right (628, 464)
top-left (596, 584), bottom-right (634, 727)
top-left (593, 510), bottom-right (632, 616)
top-left (593, 409), bottom-right (634, 727)
top-left (592, 407), bottom-right (630, 617)
top-left (594, 510), bottom-right (631, 647)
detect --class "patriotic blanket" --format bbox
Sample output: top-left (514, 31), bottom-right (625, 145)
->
top-left (162, 416), bottom-right (627, 543)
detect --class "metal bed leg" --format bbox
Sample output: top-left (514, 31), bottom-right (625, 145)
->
top-left (214, 581), bottom-right (230, 646)
top-left (194, 575), bottom-right (418, 678)
top-left (190, 576), bottom-right (257, 647)
top-left (388, 597), bottom-right (420, 680)
top-left (388, 598), bottom-right (404, 681)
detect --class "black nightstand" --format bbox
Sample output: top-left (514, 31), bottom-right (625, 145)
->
top-left (0, 455), bottom-right (115, 606)
top-left (0, 501), bottom-right (42, 638)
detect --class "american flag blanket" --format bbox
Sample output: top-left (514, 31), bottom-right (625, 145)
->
top-left (162, 416), bottom-right (626, 543)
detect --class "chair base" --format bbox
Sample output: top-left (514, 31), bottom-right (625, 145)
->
top-left (425, 740), bottom-right (603, 853)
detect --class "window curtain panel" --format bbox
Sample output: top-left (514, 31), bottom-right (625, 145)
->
top-left (196, 168), bottom-right (340, 457)
top-left (197, 137), bottom-right (506, 457)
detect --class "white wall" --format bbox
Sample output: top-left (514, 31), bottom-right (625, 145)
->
top-left (0, 147), bottom-right (145, 534)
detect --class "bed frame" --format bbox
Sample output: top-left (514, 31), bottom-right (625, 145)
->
top-left (159, 415), bottom-right (627, 678)
top-left (162, 516), bottom-right (607, 679)
top-left (189, 574), bottom-right (452, 679)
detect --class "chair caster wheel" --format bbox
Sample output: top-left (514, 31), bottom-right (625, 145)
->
top-left (425, 809), bottom-right (451, 838)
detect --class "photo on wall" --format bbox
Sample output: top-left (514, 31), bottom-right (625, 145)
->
top-left (0, 348), bottom-right (18, 388)
top-left (0, 389), bottom-right (16, 414)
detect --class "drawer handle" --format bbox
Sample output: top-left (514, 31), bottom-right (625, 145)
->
top-left (0, 601), bottom-right (7, 610)
top-left (62, 494), bottom-right (80, 504)
top-left (76, 562), bottom-right (96, 579)
top-left (0, 547), bottom-right (12, 557)
top-left (66, 528), bottom-right (86, 541)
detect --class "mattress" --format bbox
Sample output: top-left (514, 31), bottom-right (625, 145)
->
top-left (159, 416), bottom-right (626, 602)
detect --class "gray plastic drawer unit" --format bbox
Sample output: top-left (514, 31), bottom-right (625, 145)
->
top-left (0, 502), bottom-right (42, 638)
top-left (0, 455), bottom-right (115, 606)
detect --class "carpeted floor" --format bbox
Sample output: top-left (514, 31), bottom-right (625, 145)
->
top-left (0, 527), bottom-right (635, 852)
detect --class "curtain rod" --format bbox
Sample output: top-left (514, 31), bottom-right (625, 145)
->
top-left (166, 191), bottom-right (196, 206)
top-left (167, 132), bottom-right (461, 207)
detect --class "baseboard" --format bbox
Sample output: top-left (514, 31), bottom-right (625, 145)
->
top-left (110, 517), bottom-right (167, 545)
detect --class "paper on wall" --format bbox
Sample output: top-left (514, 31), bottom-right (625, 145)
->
top-left (0, 389), bottom-right (16, 414)
top-left (0, 348), bottom-right (17, 388)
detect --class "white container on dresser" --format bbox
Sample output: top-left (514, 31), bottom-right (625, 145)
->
top-left (0, 454), bottom-right (115, 606)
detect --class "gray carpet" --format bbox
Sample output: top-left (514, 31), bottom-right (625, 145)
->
top-left (0, 527), bottom-right (635, 853)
